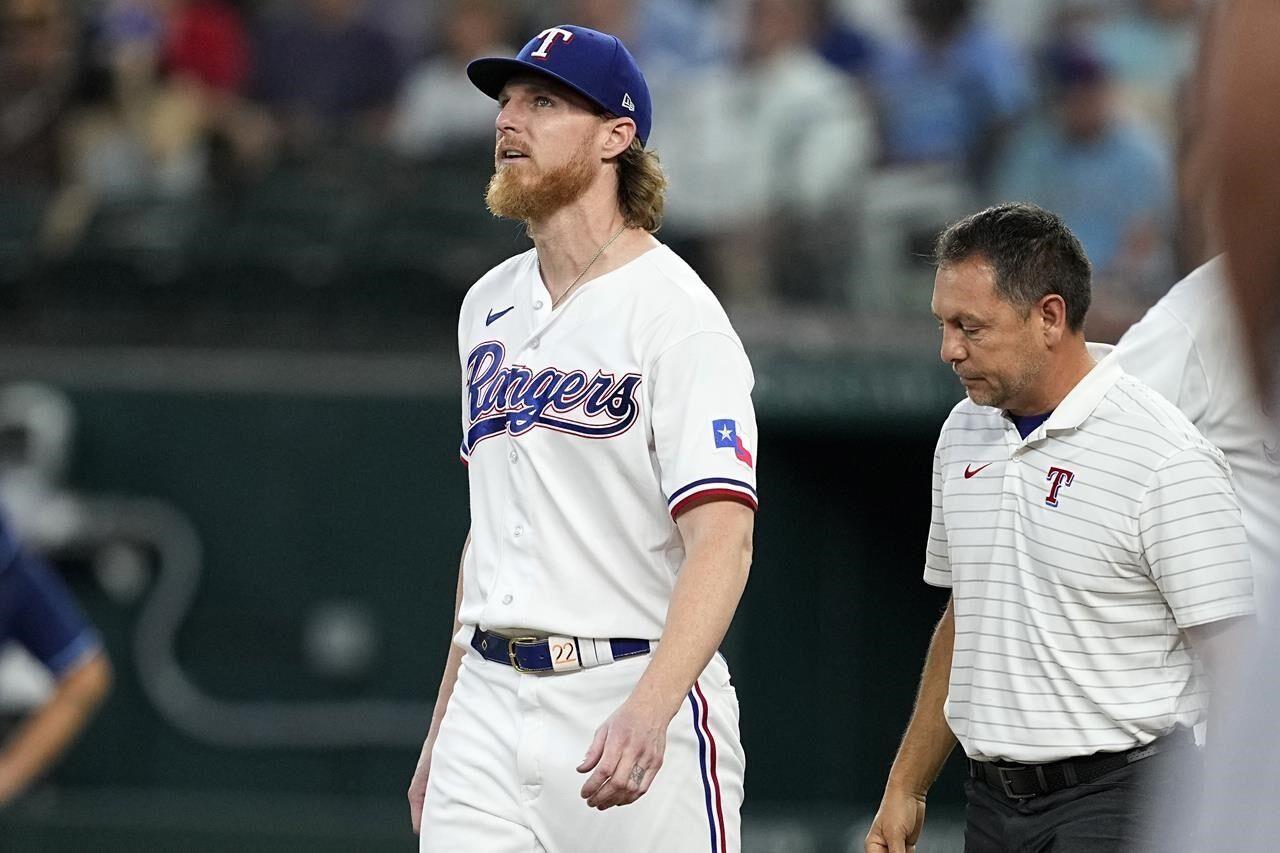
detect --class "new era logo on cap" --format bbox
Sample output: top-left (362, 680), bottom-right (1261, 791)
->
top-left (467, 24), bottom-right (653, 146)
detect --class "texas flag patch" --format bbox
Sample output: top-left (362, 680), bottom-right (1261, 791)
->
top-left (712, 419), bottom-right (753, 468)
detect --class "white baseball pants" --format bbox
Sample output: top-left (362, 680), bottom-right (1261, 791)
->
top-left (420, 632), bottom-right (744, 852)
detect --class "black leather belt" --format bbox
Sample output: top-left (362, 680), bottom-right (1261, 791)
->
top-left (969, 728), bottom-right (1192, 800)
top-left (470, 628), bottom-right (652, 673)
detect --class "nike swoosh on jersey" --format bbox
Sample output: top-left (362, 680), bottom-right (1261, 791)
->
top-left (486, 306), bottom-right (515, 326)
top-left (964, 462), bottom-right (994, 479)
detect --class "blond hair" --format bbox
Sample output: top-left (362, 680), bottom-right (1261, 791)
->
top-left (616, 140), bottom-right (667, 234)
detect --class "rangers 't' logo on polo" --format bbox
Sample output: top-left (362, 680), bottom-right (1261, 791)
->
top-left (531, 27), bottom-right (574, 59)
top-left (1045, 466), bottom-right (1074, 507)
top-left (463, 341), bottom-right (642, 453)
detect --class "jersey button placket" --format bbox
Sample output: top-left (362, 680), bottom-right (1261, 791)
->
top-left (501, 425), bottom-right (532, 620)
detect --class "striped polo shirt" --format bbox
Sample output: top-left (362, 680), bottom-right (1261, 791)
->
top-left (926, 343), bottom-right (1255, 763)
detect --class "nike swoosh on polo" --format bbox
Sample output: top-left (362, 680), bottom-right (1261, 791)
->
top-left (486, 306), bottom-right (515, 326)
top-left (964, 462), bottom-right (993, 479)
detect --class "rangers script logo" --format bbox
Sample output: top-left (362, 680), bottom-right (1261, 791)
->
top-left (462, 341), bottom-right (642, 454)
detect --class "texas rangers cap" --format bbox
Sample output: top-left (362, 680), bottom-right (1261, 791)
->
top-left (467, 25), bottom-right (653, 146)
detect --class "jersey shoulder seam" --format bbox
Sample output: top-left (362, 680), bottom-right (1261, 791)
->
top-left (650, 328), bottom-right (746, 368)
top-left (1146, 304), bottom-right (1213, 402)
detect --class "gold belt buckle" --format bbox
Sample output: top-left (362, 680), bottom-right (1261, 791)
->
top-left (507, 636), bottom-right (542, 673)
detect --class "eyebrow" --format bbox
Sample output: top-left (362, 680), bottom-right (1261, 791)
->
top-left (501, 78), bottom-right (563, 99)
top-left (933, 311), bottom-right (986, 325)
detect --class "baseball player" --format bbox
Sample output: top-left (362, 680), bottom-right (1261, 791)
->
top-left (1169, 4), bottom-right (1280, 848)
top-left (406, 25), bottom-right (757, 853)
top-left (865, 203), bottom-right (1254, 853)
top-left (0, 510), bottom-right (111, 806)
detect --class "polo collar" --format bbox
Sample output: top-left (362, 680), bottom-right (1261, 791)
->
top-left (1037, 343), bottom-right (1120, 434)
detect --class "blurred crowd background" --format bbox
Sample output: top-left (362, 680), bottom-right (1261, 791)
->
top-left (0, 1), bottom-right (1222, 851)
top-left (1, 0), bottom-right (1204, 348)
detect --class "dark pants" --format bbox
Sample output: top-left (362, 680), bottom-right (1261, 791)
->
top-left (963, 744), bottom-right (1200, 852)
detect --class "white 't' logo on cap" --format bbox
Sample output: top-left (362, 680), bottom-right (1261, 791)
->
top-left (531, 27), bottom-right (574, 58)
top-left (621, 93), bottom-right (635, 111)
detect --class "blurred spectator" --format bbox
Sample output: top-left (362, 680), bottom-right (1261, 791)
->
top-left (564, 0), bottom-right (731, 86)
top-left (814, 0), bottom-right (877, 77)
top-left (387, 0), bottom-right (511, 160)
top-left (156, 0), bottom-right (278, 187)
top-left (994, 43), bottom-right (1173, 339)
top-left (361, 0), bottom-right (439, 68)
top-left (251, 0), bottom-right (401, 151)
top-left (160, 0), bottom-right (249, 95)
top-left (0, 509), bottom-right (112, 807)
top-left (868, 0), bottom-right (1031, 183)
top-left (1092, 0), bottom-right (1200, 134)
top-left (661, 0), bottom-right (875, 304)
top-left (61, 0), bottom-right (209, 200)
top-left (0, 0), bottom-right (79, 189)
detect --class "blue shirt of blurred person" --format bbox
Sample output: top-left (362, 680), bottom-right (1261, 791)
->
top-left (0, 515), bottom-right (101, 678)
top-left (994, 120), bottom-right (1171, 273)
top-left (869, 17), bottom-right (1031, 168)
top-left (993, 45), bottom-right (1172, 276)
top-left (251, 0), bottom-right (401, 121)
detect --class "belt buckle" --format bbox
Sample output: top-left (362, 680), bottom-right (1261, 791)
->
top-left (997, 766), bottom-right (1039, 800)
top-left (507, 636), bottom-right (541, 673)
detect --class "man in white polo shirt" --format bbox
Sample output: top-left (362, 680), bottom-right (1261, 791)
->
top-left (865, 203), bottom-right (1255, 853)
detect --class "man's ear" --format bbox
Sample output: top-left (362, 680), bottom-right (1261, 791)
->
top-left (1039, 293), bottom-right (1070, 344)
top-left (601, 116), bottom-right (636, 160)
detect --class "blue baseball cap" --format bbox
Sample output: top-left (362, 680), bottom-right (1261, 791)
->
top-left (467, 25), bottom-right (653, 146)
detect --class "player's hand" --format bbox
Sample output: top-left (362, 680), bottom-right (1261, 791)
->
top-left (576, 693), bottom-right (673, 810)
top-left (864, 786), bottom-right (927, 853)
top-left (407, 728), bottom-right (438, 834)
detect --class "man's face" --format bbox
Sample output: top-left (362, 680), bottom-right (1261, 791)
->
top-left (2, 0), bottom-right (71, 76)
top-left (485, 75), bottom-right (605, 222)
top-left (1060, 82), bottom-right (1111, 142)
top-left (931, 256), bottom-right (1048, 412)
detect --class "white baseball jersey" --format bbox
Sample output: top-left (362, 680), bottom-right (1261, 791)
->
top-left (1116, 256), bottom-right (1280, 618)
top-left (926, 344), bottom-right (1254, 763)
top-left (456, 244), bottom-right (758, 641)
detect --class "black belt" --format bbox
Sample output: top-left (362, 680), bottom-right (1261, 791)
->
top-left (470, 628), bottom-right (653, 673)
top-left (969, 728), bottom-right (1192, 800)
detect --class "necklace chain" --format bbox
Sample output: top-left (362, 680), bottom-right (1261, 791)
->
top-left (542, 224), bottom-right (629, 310)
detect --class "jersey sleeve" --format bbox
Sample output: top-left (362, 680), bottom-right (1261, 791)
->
top-left (1140, 447), bottom-right (1255, 627)
top-left (650, 331), bottom-right (758, 519)
top-left (923, 434), bottom-right (951, 588)
top-left (8, 550), bottom-right (102, 677)
top-left (1116, 306), bottom-right (1210, 423)
top-left (458, 300), bottom-right (473, 466)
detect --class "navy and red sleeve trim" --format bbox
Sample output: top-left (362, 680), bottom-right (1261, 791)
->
top-left (667, 477), bottom-right (758, 519)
